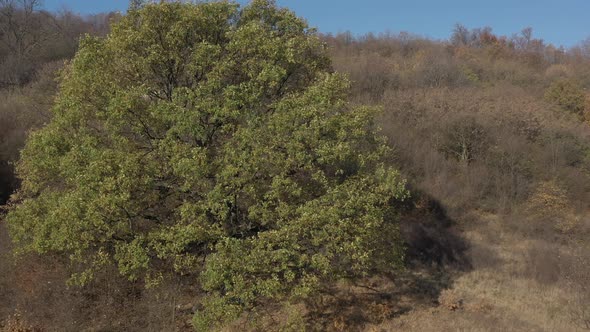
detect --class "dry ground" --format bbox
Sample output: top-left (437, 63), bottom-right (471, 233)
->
top-left (369, 212), bottom-right (589, 332)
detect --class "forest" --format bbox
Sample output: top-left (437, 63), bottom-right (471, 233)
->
top-left (0, 0), bottom-right (589, 331)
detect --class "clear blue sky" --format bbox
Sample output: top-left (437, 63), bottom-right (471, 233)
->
top-left (43, 0), bottom-right (590, 48)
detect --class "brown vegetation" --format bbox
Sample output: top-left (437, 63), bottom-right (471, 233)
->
top-left (0, 0), bottom-right (118, 205)
top-left (326, 26), bottom-right (590, 331)
top-left (1, 2), bottom-right (590, 331)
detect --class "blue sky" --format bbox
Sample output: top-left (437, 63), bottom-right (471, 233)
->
top-left (42, 0), bottom-right (590, 47)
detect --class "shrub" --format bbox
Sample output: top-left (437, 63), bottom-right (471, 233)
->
top-left (413, 49), bottom-right (468, 88)
top-left (544, 79), bottom-right (586, 115)
top-left (525, 181), bottom-right (579, 233)
top-left (5, 1), bottom-right (408, 330)
top-left (1, 311), bottom-right (38, 332)
top-left (438, 116), bottom-right (489, 164)
top-left (332, 52), bottom-right (400, 100)
top-left (544, 64), bottom-right (572, 81)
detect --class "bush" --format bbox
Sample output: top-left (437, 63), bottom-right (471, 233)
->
top-left (544, 79), bottom-right (587, 115)
top-left (1, 311), bottom-right (38, 332)
top-left (5, 1), bottom-right (408, 330)
top-left (525, 181), bottom-right (579, 233)
top-left (413, 49), bottom-right (468, 88)
top-left (544, 64), bottom-right (572, 81)
top-left (438, 116), bottom-right (489, 164)
top-left (331, 52), bottom-right (400, 100)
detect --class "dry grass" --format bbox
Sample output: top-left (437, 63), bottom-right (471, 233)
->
top-left (370, 212), bottom-right (589, 332)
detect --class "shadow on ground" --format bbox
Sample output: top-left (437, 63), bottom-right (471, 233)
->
top-left (303, 193), bottom-right (472, 331)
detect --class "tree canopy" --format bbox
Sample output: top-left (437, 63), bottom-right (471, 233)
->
top-left (5, 0), bottom-right (407, 329)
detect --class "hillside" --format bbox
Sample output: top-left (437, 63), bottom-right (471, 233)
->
top-left (327, 29), bottom-right (590, 331)
top-left (1, 2), bottom-right (590, 331)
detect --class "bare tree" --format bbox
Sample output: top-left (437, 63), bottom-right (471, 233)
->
top-left (0, 0), bottom-right (55, 86)
top-left (451, 23), bottom-right (469, 46)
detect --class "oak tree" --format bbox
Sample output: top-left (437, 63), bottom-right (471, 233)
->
top-left (6, 1), bottom-right (407, 329)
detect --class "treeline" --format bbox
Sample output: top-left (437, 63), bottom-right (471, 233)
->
top-left (0, 0), bottom-right (120, 203)
top-left (326, 26), bottom-right (590, 96)
top-left (327, 24), bottom-right (590, 221)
